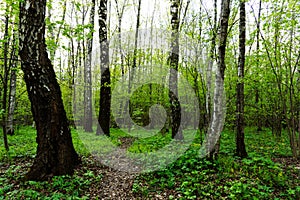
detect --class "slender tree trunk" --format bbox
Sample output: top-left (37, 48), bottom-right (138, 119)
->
top-left (206, 0), bottom-right (218, 131)
top-left (2, 12), bottom-right (10, 151)
top-left (115, 0), bottom-right (127, 75)
top-left (236, 0), bottom-right (247, 158)
top-left (46, 0), bottom-right (55, 61)
top-left (6, 35), bottom-right (18, 136)
top-left (207, 0), bottom-right (231, 160)
top-left (127, 0), bottom-right (142, 132)
top-left (148, 0), bottom-right (157, 129)
top-left (6, 69), bottom-right (16, 136)
top-left (133, 0), bottom-right (141, 70)
top-left (255, 0), bottom-right (262, 131)
top-left (169, 0), bottom-right (182, 140)
top-left (285, 12), bottom-right (299, 157)
top-left (97, 0), bottom-right (111, 136)
top-left (84, 0), bottom-right (95, 132)
top-left (71, 38), bottom-right (76, 127)
top-left (19, 0), bottom-right (80, 181)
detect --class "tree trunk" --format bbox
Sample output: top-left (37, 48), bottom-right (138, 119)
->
top-left (127, 0), bottom-right (142, 132)
top-left (206, 0), bottom-right (218, 132)
top-left (169, 0), bottom-right (183, 140)
top-left (19, 0), bottom-right (80, 181)
top-left (84, 0), bottom-right (95, 132)
top-left (6, 34), bottom-right (18, 136)
top-left (1, 12), bottom-right (10, 151)
top-left (207, 0), bottom-right (231, 160)
top-left (6, 68), bottom-right (16, 136)
top-left (236, 0), bottom-right (247, 158)
top-left (255, 0), bottom-right (262, 132)
top-left (115, 0), bottom-right (127, 76)
top-left (97, 0), bottom-right (111, 136)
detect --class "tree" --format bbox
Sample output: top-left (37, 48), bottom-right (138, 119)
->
top-left (1, 7), bottom-right (10, 151)
top-left (84, 0), bottom-right (96, 132)
top-left (127, 0), bottom-right (142, 132)
top-left (19, 0), bottom-right (80, 181)
top-left (6, 34), bottom-right (18, 136)
top-left (97, 0), bottom-right (111, 136)
top-left (205, 0), bottom-right (218, 134)
top-left (207, 0), bottom-right (231, 160)
top-left (235, 0), bottom-right (247, 158)
top-left (254, 0), bottom-right (262, 132)
top-left (169, 0), bottom-right (182, 140)
top-left (114, 0), bottom-right (128, 76)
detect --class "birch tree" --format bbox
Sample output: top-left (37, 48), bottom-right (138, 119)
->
top-left (168, 0), bottom-right (182, 140)
top-left (97, 0), bottom-right (111, 136)
top-left (19, 0), bottom-right (80, 181)
top-left (207, 0), bottom-right (231, 160)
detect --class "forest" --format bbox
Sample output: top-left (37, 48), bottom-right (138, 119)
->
top-left (0, 0), bottom-right (300, 199)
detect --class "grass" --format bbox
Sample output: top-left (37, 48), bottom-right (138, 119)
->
top-left (0, 126), bottom-right (299, 199)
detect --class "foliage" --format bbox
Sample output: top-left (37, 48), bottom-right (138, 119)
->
top-left (133, 128), bottom-right (300, 199)
top-left (1, 127), bottom-right (299, 199)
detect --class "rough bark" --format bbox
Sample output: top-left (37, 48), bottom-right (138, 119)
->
top-left (97, 0), bottom-right (111, 136)
top-left (236, 0), bottom-right (247, 158)
top-left (84, 0), bottom-right (96, 132)
top-left (19, 0), bottom-right (80, 181)
top-left (169, 0), bottom-right (183, 140)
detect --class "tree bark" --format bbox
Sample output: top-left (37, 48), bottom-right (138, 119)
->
top-left (97, 0), bottom-right (111, 136)
top-left (207, 0), bottom-right (231, 160)
top-left (84, 0), bottom-right (96, 132)
top-left (19, 0), bottom-right (80, 181)
top-left (6, 34), bottom-right (18, 136)
top-left (206, 0), bottom-right (218, 132)
top-left (1, 12), bottom-right (10, 151)
top-left (169, 0), bottom-right (183, 140)
top-left (236, 0), bottom-right (247, 158)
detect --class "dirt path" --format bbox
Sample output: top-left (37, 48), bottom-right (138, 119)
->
top-left (88, 165), bottom-right (137, 199)
top-left (87, 137), bottom-right (140, 199)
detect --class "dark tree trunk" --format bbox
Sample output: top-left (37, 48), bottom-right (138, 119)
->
top-left (19, 0), bottom-right (80, 181)
top-left (133, 0), bottom-right (141, 70)
top-left (84, 0), bottom-right (95, 132)
top-left (97, 0), bottom-right (111, 136)
top-left (2, 12), bottom-right (10, 151)
top-left (169, 0), bottom-right (182, 140)
top-left (235, 0), bottom-right (247, 158)
top-left (217, 0), bottom-right (231, 79)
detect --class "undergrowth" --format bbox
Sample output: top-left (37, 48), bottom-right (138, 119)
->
top-left (0, 126), bottom-right (299, 199)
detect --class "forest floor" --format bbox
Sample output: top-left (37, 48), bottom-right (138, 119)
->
top-left (0, 127), bottom-right (300, 199)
